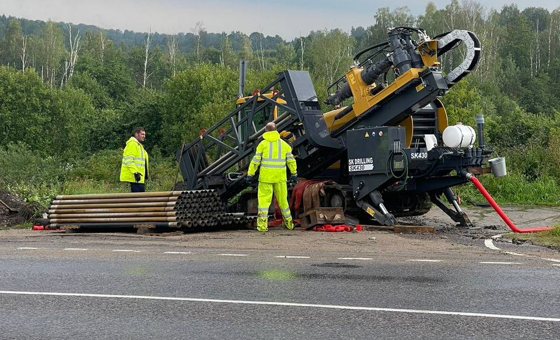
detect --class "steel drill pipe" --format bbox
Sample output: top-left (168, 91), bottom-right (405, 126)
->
top-left (52, 197), bottom-right (178, 205)
top-left (48, 207), bottom-right (176, 214)
top-left (55, 191), bottom-right (183, 200)
top-left (50, 222), bottom-right (179, 229)
top-left (49, 217), bottom-right (178, 223)
top-left (48, 212), bottom-right (177, 218)
top-left (50, 202), bottom-right (177, 209)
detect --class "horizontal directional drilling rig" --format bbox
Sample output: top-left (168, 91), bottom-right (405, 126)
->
top-left (176, 27), bottom-right (495, 228)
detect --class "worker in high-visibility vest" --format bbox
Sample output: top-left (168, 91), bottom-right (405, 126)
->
top-left (247, 122), bottom-right (297, 232)
top-left (120, 127), bottom-right (149, 192)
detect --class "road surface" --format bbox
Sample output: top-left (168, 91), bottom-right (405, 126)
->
top-left (0, 227), bottom-right (559, 339)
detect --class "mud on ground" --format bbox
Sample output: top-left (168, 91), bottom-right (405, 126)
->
top-left (0, 191), bottom-right (42, 228)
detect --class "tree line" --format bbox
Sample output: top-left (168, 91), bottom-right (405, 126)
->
top-left (0, 0), bottom-right (559, 203)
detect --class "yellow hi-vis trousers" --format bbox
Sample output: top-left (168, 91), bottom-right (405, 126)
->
top-left (257, 181), bottom-right (293, 232)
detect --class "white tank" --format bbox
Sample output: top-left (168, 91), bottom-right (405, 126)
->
top-left (442, 125), bottom-right (476, 148)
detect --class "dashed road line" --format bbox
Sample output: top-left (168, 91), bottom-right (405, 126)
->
top-left (1, 290), bottom-right (559, 322)
top-left (10, 244), bottom-right (559, 267)
top-left (480, 261), bottom-right (522, 265)
top-left (542, 258), bottom-right (560, 263)
top-left (504, 251), bottom-right (529, 257)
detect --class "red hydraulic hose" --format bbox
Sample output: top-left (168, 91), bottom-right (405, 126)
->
top-left (467, 174), bottom-right (554, 233)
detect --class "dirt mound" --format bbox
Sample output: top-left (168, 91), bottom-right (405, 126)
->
top-left (0, 191), bottom-right (43, 228)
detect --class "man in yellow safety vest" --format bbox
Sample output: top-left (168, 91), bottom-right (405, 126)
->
top-left (120, 127), bottom-right (149, 192)
top-left (247, 122), bottom-right (298, 232)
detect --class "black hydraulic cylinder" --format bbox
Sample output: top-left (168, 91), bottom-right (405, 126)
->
top-left (388, 29), bottom-right (412, 74)
top-left (403, 33), bottom-right (423, 69)
top-left (326, 58), bottom-right (392, 106)
top-left (476, 114), bottom-right (485, 148)
top-left (361, 59), bottom-right (392, 86)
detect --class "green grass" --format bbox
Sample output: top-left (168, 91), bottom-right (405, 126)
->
top-left (455, 173), bottom-right (560, 206)
top-left (1, 222), bottom-right (32, 231)
top-left (503, 224), bottom-right (560, 251)
top-left (61, 177), bottom-right (177, 196)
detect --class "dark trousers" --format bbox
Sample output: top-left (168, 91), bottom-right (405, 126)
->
top-left (130, 183), bottom-right (145, 192)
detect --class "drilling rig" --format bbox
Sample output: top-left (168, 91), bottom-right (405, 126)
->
top-left (175, 27), bottom-right (493, 227)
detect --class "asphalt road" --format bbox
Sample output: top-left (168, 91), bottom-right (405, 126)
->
top-left (0, 230), bottom-right (559, 339)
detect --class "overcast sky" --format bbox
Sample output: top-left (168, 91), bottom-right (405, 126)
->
top-left (1, 0), bottom-right (559, 39)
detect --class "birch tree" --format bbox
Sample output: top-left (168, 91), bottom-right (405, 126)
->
top-left (38, 21), bottom-right (65, 87)
top-left (166, 34), bottom-right (178, 76)
top-left (21, 35), bottom-right (28, 72)
top-left (61, 24), bottom-right (81, 86)
top-left (191, 22), bottom-right (205, 64)
top-left (143, 29), bottom-right (153, 88)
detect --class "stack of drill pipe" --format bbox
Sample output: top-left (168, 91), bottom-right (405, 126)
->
top-left (175, 189), bottom-right (226, 228)
top-left (48, 191), bottom-right (182, 230)
top-left (47, 189), bottom-right (257, 231)
top-left (174, 190), bottom-right (257, 229)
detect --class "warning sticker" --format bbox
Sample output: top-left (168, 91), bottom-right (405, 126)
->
top-left (348, 158), bottom-right (374, 172)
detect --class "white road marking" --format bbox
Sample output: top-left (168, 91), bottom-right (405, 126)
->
top-left (1, 290), bottom-right (558, 322)
top-left (486, 238), bottom-right (560, 264)
top-left (64, 248), bottom-right (88, 251)
top-left (337, 257), bottom-right (373, 261)
top-left (17, 247), bottom-right (38, 250)
top-left (484, 239), bottom-right (501, 251)
top-left (407, 259), bottom-right (442, 263)
top-left (480, 262), bottom-right (522, 265)
top-left (164, 251), bottom-right (192, 255)
top-left (219, 254), bottom-right (248, 257)
top-left (504, 251), bottom-right (529, 257)
top-left (112, 250), bottom-right (141, 253)
top-left (542, 258), bottom-right (560, 263)
top-left (275, 256), bottom-right (310, 259)
top-left (491, 234), bottom-right (503, 239)
top-left (553, 264), bottom-right (560, 267)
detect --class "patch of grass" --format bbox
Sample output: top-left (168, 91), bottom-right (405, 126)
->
top-left (455, 173), bottom-right (560, 206)
top-left (1, 222), bottom-right (32, 230)
top-left (61, 179), bottom-right (130, 195)
top-left (503, 224), bottom-right (560, 251)
top-left (61, 177), bottom-right (177, 196)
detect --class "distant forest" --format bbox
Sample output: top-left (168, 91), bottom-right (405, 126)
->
top-left (0, 1), bottom-right (560, 204)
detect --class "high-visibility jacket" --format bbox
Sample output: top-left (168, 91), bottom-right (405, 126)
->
top-left (248, 131), bottom-right (297, 183)
top-left (120, 137), bottom-right (149, 183)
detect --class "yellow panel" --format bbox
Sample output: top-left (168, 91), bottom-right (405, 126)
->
top-left (236, 92), bottom-right (287, 105)
top-left (417, 40), bottom-right (439, 67)
top-left (399, 116), bottom-right (414, 148)
top-left (433, 98), bottom-right (449, 134)
top-left (328, 160), bottom-right (341, 170)
top-left (324, 107), bottom-right (350, 130)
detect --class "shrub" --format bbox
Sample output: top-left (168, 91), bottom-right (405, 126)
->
top-left (0, 142), bottom-right (66, 205)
